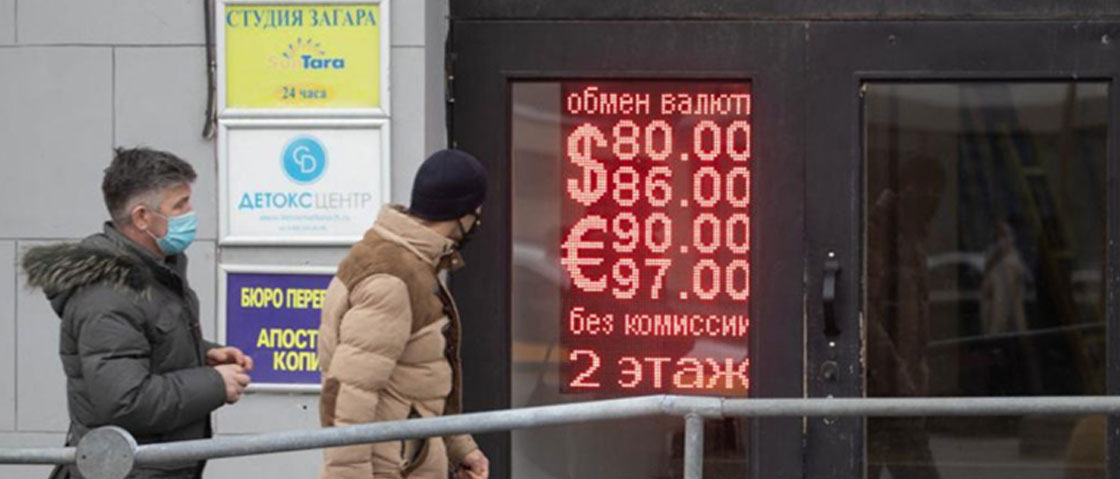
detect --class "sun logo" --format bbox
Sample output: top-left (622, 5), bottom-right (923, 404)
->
top-left (270, 37), bottom-right (327, 70)
top-left (283, 37), bottom-right (326, 60)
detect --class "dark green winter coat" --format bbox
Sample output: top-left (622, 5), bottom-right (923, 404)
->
top-left (22, 224), bottom-right (226, 479)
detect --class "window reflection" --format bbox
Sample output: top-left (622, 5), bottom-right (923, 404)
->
top-left (864, 82), bottom-right (1108, 479)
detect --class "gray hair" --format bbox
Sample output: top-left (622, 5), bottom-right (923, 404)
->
top-left (102, 147), bottom-right (197, 225)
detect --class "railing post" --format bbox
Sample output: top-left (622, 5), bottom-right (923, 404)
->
top-left (683, 413), bottom-right (704, 479)
top-left (76, 427), bottom-right (137, 479)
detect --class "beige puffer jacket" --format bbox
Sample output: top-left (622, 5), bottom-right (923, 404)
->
top-left (318, 206), bottom-right (478, 479)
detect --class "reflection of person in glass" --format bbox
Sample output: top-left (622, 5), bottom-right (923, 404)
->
top-left (982, 222), bottom-right (1031, 335)
top-left (866, 154), bottom-right (945, 479)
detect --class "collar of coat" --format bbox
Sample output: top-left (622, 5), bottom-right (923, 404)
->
top-left (102, 222), bottom-right (189, 276)
top-left (370, 205), bottom-right (464, 271)
top-left (20, 222), bottom-right (188, 301)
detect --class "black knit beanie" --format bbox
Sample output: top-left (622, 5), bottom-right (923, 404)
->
top-left (409, 149), bottom-right (488, 221)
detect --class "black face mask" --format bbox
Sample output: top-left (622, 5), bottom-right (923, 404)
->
top-left (455, 212), bottom-right (482, 249)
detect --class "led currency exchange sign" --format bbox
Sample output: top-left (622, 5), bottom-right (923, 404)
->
top-left (560, 82), bottom-right (751, 396)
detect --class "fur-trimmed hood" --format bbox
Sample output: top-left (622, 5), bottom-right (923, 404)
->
top-left (20, 224), bottom-right (172, 316)
top-left (22, 242), bottom-right (149, 298)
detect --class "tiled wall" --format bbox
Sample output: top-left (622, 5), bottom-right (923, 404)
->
top-left (0, 1), bottom-right (448, 476)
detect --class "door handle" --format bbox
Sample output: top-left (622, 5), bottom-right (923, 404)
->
top-left (822, 252), bottom-right (841, 337)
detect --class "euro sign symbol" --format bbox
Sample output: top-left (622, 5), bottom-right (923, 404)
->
top-left (561, 216), bottom-right (608, 292)
top-left (292, 145), bottom-right (318, 174)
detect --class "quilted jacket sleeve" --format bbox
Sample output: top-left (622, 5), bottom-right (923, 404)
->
top-left (445, 433), bottom-right (480, 467)
top-left (76, 307), bottom-right (226, 435)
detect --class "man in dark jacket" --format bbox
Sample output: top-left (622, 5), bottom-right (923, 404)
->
top-left (21, 148), bottom-right (252, 479)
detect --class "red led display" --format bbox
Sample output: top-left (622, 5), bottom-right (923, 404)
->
top-left (560, 81), bottom-right (751, 396)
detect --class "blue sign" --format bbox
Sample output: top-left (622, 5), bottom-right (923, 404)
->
top-left (281, 136), bottom-right (328, 184)
top-left (225, 271), bottom-right (333, 385)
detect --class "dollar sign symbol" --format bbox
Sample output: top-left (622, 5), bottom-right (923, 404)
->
top-left (566, 124), bottom-right (608, 206)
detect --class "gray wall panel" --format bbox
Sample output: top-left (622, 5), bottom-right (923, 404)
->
top-left (17, 0), bottom-right (204, 45)
top-left (0, 0), bottom-right (14, 45)
top-left (205, 448), bottom-right (320, 478)
top-left (187, 241), bottom-right (217, 341)
top-left (0, 462), bottom-right (53, 478)
top-left (115, 47), bottom-right (218, 241)
top-left (215, 394), bottom-right (319, 433)
top-left (424, 0), bottom-right (449, 156)
top-left (0, 48), bottom-right (112, 240)
top-left (390, 47), bottom-right (426, 206)
top-left (217, 247), bottom-right (347, 268)
top-left (15, 241), bottom-right (69, 433)
top-left (391, 0), bottom-right (425, 47)
top-left (0, 242), bottom-right (13, 432)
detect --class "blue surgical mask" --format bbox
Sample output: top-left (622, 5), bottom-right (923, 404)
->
top-left (148, 211), bottom-right (197, 255)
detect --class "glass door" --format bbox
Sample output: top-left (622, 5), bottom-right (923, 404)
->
top-left (864, 81), bottom-right (1108, 478)
top-left (806, 22), bottom-right (1120, 479)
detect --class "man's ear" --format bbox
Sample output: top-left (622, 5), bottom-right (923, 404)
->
top-left (130, 205), bottom-right (150, 231)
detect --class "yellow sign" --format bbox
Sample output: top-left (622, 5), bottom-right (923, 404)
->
top-left (225, 4), bottom-right (381, 109)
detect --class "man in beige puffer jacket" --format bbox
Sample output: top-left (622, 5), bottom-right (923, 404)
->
top-left (319, 150), bottom-right (489, 479)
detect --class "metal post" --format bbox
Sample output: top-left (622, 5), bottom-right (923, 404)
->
top-left (683, 413), bottom-right (704, 479)
top-left (76, 426), bottom-right (137, 479)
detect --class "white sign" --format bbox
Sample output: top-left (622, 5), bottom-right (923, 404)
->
top-left (219, 119), bottom-right (390, 244)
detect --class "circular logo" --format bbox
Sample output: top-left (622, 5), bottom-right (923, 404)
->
top-left (281, 136), bottom-right (328, 184)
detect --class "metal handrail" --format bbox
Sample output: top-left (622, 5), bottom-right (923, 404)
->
top-left (4, 395), bottom-right (1120, 479)
top-left (0, 447), bottom-right (76, 465)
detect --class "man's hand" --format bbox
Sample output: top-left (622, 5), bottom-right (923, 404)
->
top-left (214, 364), bottom-right (250, 404)
top-left (456, 449), bottom-right (489, 479)
top-left (207, 346), bottom-right (254, 372)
